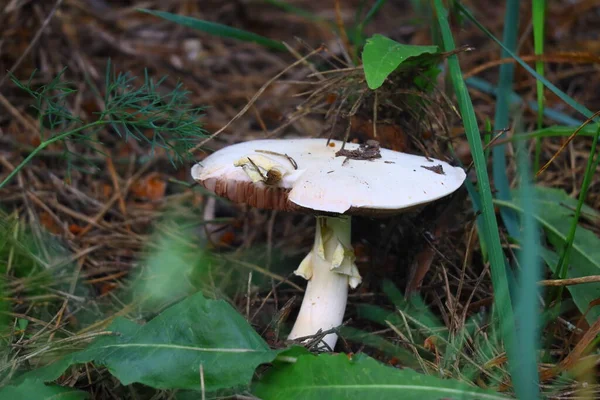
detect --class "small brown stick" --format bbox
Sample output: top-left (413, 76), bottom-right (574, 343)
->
top-left (83, 271), bottom-right (128, 284)
top-left (538, 275), bottom-right (600, 287)
top-left (463, 53), bottom-right (600, 80)
top-left (246, 157), bottom-right (268, 181)
top-left (465, 128), bottom-right (510, 173)
top-left (249, 100), bottom-right (269, 135)
top-left (372, 91), bottom-right (378, 138)
top-left (255, 150), bottom-right (298, 169)
top-left (106, 157), bottom-right (130, 231)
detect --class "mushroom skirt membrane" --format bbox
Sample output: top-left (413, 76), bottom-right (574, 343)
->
top-left (192, 138), bottom-right (466, 350)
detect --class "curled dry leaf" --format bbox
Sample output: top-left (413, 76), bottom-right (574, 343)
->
top-left (131, 172), bottom-right (167, 201)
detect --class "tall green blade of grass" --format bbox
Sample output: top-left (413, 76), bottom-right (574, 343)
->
top-left (138, 9), bottom-right (286, 51)
top-left (432, 0), bottom-right (521, 394)
top-left (456, 3), bottom-right (594, 120)
top-left (514, 139), bottom-right (541, 399)
top-left (533, 0), bottom-right (546, 171)
top-left (492, 0), bottom-right (521, 241)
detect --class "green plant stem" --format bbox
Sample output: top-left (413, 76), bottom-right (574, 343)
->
top-left (0, 120), bottom-right (106, 189)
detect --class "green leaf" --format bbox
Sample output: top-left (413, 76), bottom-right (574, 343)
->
top-left (253, 353), bottom-right (509, 399)
top-left (496, 187), bottom-right (600, 323)
top-left (138, 9), bottom-right (286, 51)
top-left (17, 318), bottom-right (29, 331)
top-left (24, 292), bottom-right (279, 392)
top-left (523, 187), bottom-right (599, 222)
top-left (0, 379), bottom-right (88, 400)
top-left (362, 34), bottom-right (438, 89)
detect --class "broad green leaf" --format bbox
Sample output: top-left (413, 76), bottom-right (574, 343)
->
top-left (523, 187), bottom-right (599, 221)
top-left (362, 34), bottom-right (439, 89)
top-left (138, 9), bottom-right (286, 51)
top-left (541, 220), bottom-right (600, 323)
top-left (0, 379), bottom-right (87, 400)
top-left (24, 292), bottom-right (279, 392)
top-left (253, 353), bottom-right (509, 399)
top-left (496, 188), bottom-right (600, 323)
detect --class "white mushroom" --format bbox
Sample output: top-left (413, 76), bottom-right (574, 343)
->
top-left (192, 138), bottom-right (466, 350)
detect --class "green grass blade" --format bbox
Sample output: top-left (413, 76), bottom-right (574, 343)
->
top-left (432, 0), bottom-right (518, 391)
top-left (138, 9), bottom-right (286, 51)
top-left (492, 0), bottom-right (520, 241)
top-left (533, 0), bottom-right (546, 171)
top-left (456, 3), bottom-right (594, 120)
top-left (509, 124), bottom-right (599, 142)
top-left (513, 140), bottom-right (541, 399)
top-left (362, 0), bottom-right (388, 28)
top-left (353, 0), bottom-right (388, 48)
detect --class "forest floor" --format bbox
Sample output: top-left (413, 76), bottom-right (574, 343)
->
top-left (0, 1), bottom-right (599, 399)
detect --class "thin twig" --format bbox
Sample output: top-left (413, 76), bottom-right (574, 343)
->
top-left (538, 275), bottom-right (600, 287)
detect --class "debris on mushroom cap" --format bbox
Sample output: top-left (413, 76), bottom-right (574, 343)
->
top-left (233, 154), bottom-right (293, 185)
top-left (191, 138), bottom-right (467, 215)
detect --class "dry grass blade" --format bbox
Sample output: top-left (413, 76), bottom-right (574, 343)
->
top-left (536, 111), bottom-right (600, 176)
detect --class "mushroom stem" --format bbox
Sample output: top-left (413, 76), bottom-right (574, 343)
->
top-left (288, 215), bottom-right (360, 350)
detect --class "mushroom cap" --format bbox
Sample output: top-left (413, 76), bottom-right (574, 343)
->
top-left (192, 138), bottom-right (466, 216)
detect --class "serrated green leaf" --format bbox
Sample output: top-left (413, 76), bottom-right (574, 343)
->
top-left (0, 379), bottom-right (88, 400)
top-left (23, 292), bottom-right (279, 392)
top-left (253, 353), bottom-right (509, 399)
top-left (362, 34), bottom-right (439, 89)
